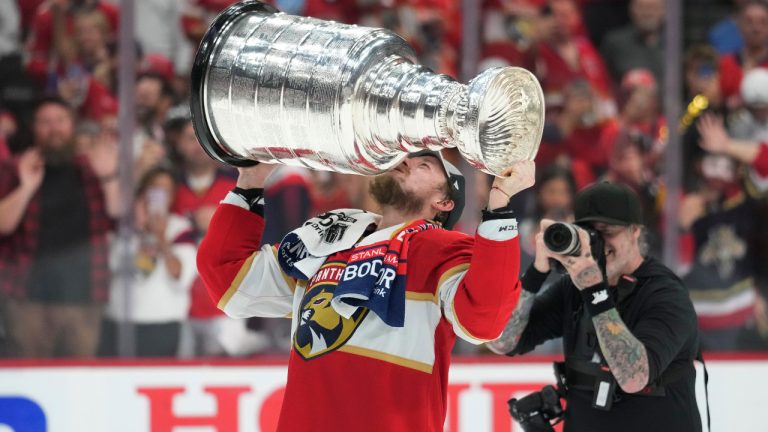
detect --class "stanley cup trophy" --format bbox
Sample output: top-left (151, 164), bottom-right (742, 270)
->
top-left (191, 1), bottom-right (545, 176)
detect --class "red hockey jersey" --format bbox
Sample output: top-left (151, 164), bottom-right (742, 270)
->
top-left (197, 193), bottom-right (523, 431)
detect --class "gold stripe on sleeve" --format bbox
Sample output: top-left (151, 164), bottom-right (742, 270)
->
top-left (406, 291), bottom-right (439, 303)
top-left (450, 295), bottom-right (493, 343)
top-left (436, 262), bottom-right (493, 343)
top-left (435, 263), bottom-right (470, 295)
top-left (217, 251), bottom-right (258, 309)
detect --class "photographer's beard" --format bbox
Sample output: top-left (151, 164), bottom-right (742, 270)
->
top-left (369, 174), bottom-right (426, 216)
top-left (604, 247), bottom-right (623, 285)
top-left (603, 229), bottom-right (641, 286)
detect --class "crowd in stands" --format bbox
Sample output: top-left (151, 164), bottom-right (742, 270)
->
top-left (1, 0), bottom-right (768, 358)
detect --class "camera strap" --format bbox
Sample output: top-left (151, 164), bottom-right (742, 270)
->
top-left (560, 357), bottom-right (618, 410)
top-left (697, 350), bottom-right (711, 432)
top-left (563, 357), bottom-right (678, 393)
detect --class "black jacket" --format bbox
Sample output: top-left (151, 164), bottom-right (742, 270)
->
top-left (511, 257), bottom-right (702, 432)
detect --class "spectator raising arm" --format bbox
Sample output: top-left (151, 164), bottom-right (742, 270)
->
top-left (0, 150), bottom-right (44, 235)
top-left (698, 113), bottom-right (762, 162)
top-left (698, 113), bottom-right (768, 181)
top-left (84, 131), bottom-right (122, 218)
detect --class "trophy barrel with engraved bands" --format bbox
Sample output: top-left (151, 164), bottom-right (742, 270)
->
top-left (191, 0), bottom-right (545, 176)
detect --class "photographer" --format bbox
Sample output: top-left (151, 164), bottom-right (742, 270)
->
top-left (487, 182), bottom-right (702, 432)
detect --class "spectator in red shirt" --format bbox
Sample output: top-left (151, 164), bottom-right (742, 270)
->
top-left (24, 0), bottom-right (119, 86)
top-left (0, 97), bottom-right (120, 358)
top-left (303, 0), bottom-right (359, 23)
top-left (181, 0), bottom-right (239, 46)
top-left (719, 0), bottom-right (768, 108)
top-left (170, 118), bottom-right (272, 356)
top-left (535, 0), bottom-right (615, 117)
top-left (70, 8), bottom-right (112, 87)
top-left (170, 119), bottom-right (234, 241)
top-left (599, 69), bottom-right (666, 172)
top-left (537, 79), bottom-right (612, 188)
top-left (479, 0), bottom-right (542, 72)
top-left (33, 5), bottom-right (119, 122)
top-left (16, 0), bottom-right (45, 39)
top-left (56, 65), bottom-right (118, 122)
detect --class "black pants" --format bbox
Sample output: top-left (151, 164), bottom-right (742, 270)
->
top-left (98, 319), bottom-right (180, 357)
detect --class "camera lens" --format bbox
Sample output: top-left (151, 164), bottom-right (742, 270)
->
top-left (543, 223), bottom-right (581, 256)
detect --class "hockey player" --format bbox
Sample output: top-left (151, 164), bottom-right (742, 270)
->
top-left (197, 151), bottom-right (534, 431)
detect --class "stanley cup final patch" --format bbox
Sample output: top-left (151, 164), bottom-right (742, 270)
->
top-left (276, 210), bottom-right (381, 281)
top-left (278, 232), bottom-right (311, 279)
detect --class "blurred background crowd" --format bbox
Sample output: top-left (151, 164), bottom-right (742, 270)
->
top-left (1, 0), bottom-right (768, 359)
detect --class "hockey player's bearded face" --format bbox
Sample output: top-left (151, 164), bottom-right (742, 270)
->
top-left (369, 156), bottom-right (448, 216)
top-left (369, 174), bottom-right (425, 215)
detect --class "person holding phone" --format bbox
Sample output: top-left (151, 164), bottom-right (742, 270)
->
top-left (99, 165), bottom-right (198, 357)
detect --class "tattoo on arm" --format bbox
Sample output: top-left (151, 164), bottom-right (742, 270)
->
top-left (486, 290), bottom-right (536, 354)
top-left (592, 309), bottom-right (650, 393)
top-left (574, 264), bottom-right (603, 289)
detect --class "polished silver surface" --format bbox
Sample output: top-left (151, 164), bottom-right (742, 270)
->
top-left (193, 1), bottom-right (544, 176)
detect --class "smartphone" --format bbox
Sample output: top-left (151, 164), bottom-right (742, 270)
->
top-left (146, 186), bottom-right (169, 218)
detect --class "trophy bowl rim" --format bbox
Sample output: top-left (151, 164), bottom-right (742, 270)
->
top-left (464, 66), bottom-right (545, 176)
top-left (189, 0), bottom-right (280, 168)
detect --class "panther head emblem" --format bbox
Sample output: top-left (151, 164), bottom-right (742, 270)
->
top-left (294, 285), bottom-right (367, 359)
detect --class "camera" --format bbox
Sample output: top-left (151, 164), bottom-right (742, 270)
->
top-left (543, 222), bottom-right (603, 259)
top-left (508, 385), bottom-right (564, 432)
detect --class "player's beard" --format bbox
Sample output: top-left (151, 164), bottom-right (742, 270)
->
top-left (369, 174), bottom-right (425, 215)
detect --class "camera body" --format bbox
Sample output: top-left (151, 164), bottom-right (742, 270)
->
top-left (508, 385), bottom-right (564, 432)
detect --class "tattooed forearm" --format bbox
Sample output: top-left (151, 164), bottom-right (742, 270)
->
top-left (573, 264), bottom-right (603, 289)
top-left (486, 290), bottom-right (536, 354)
top-left (592, 309), bottom-right (649, 393)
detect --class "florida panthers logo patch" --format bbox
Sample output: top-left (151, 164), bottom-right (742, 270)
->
top-left (294, 273), bottom-right (368, 360)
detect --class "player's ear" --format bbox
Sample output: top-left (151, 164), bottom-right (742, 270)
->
top-left (433, 199), bottom-right (454, 213)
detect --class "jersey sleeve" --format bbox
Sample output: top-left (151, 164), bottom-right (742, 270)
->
top-left (418, 218), bottom-right (523, 344)
top-left (196, 193), bottom-right (297, 319)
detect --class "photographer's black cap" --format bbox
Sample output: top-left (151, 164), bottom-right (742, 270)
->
top-left (408, 150), bottom-right (466, 230)
top-left (574, 182), bottom-right (642, 226)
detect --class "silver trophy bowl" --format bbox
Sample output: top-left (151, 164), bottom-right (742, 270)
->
top-left (191, 1), bottom-right (544, 176)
